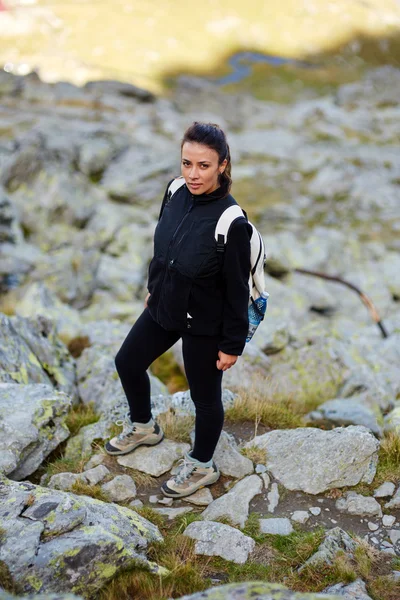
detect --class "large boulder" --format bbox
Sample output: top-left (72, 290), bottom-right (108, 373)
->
top-left (175, 581), bottom-right (339, 599)
top-left (243, 426), bottom-right (379, 494)
top-left (0, 383), bottom-right (71, 480)
top-left (0, 475), bottom-right (164, 597)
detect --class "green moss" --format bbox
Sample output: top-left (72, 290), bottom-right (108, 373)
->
top-left (25, 574), bottom-right (43, 592)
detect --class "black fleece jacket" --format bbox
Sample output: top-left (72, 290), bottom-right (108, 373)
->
top-left (147, 179), bottom-right (251, 356)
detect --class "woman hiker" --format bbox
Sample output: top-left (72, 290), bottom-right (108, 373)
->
top-left (105, 121), bottom-right (252, 499)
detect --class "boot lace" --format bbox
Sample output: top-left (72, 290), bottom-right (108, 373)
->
top-left (174, 457), bottom-right (196, 484)
top-left (114, 412), bottom-right (136, 441)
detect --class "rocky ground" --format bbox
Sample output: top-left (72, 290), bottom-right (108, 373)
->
top-left (0, 66), bottom-right (400, 599)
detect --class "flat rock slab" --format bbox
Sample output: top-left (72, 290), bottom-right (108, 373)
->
top-left (324, 577), bottom-right (373, 600)
top-left (183, 521), bottom-right (255, 564)
top-left (335, 491), bottom-right (382, 517)
top-left (117, 439), bottom-right (190, 476)
top-left (152, 507), bottom-right (193, 520)
top-left (0, 474), bottom-right (163, 597)
top-left (183, 488), bottom-right (213, 506)
top-left (259, 518), bottom-right (293, 536)
top-left (202, 474), bottom-right (262, 528)
top-left (385, 485), bottom-right (400, 509)
top-left (244, 426), bottom-right (379, 494)
top-left (0, 383), bottom-right (71, 480)
top-left (212, 431), bottom-right (254, 478)
top-left (101, 474), bottom-right (137, 502)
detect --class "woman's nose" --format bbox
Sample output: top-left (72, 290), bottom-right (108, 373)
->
top-left (189, 166), bottom-right (199, 179)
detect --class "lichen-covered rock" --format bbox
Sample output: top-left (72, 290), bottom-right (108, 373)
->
top-left (183, 521), bottom-right (255, 564)
top-left (0, 475), bottom-right (164, 597)
top-left (101, 475), bottom-right (137, 502)
top-left (323, 577), bottom-right (373, 599)
top-left (299, 527), bottom-right (357, 572)
top-left (0, 593), bottom-right (83, 600)
top-left (307, 397), bottom-right (383, 436)
top-left (117, 439), bottom-right (190, 477)
top-left (175, 580), bottom-right (339, 599)
top-left (0, 313), bottom-right (77, 403)
top-left (0, 383), bottom-right (71, 480)
top-left (244, 426), bottom-right (379, 494)
top-left (335, 492), bottom-right (382, 517)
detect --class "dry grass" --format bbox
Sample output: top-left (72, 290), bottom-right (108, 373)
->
top-left (65, 401), bottom-right (100, 437)
top-left (240, 445), bottom-right (266, 465)
top-left (157, 409), bottom-right (194, 444)
top-left (70, 479), bottom-right (111, 502)
top-left (369, 575), bottom-right (400, 600)
top-left (349, 431), bottom-right (400, 495)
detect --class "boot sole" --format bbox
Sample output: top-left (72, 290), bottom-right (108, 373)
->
top-left (104, 433), bottom-right (164, 456)
top-left (161, 470), bottom-right (220, 498)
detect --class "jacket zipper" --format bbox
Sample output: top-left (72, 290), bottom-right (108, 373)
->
top-left (157, 194), bottom-right (196, 325)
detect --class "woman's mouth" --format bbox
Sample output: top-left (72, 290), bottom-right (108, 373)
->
top-left (189, 183), bottom-right (201, 189)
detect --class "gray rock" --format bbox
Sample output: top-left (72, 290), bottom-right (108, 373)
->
top-left (198, 431), bottom-right (253, 479)
top-left (117, 439), bottom-right (190, 477)
top-left (83, 465), bottom-right (110, 486)
top-left (244, 426), bottom-right (379, 494)
top-left (374, 482), bottom-right (396, 498)
top-left (323, 577), bottom-right (373, 599)
top-left (307, 397), bottom-right (382, 436)
top-left (175, 580), bottom-right (339, 599)
top-left (335, 492), bottom-right (382, 517)
top-left (84, 453), bottom-right (105, 471)
top-left (0, 383), bottom-right (71, 480)
top-left (202, 475), bottom-right (263, 528)
top-left (291, 511), bottom-right (310, 524)
top-left (382, 515), bottom-right (396, 527)
top-left (383, 405), bottom-right (400, 434)
top-left (368, 522), bottom-right (379, 532)
top-left (310, 507), bottom-right (321, 516)
top-left (183, 488), bottom-right (213, 506)
top-left (299, 527), bottom-right (357, 572)
top-left (261, 473), bottom-right (271, 490)
top-left (0, 594), bottom-right (83, 600)
top-left (101, 475), bottom-right (137, 502)
top-left (183, 521), bottom-right (255, 564)
top-left (385, 485), bottom-right (400, 509)
top-left (267, 483), bottom-right (280, 513)
top-left (152, 507), bottom-right (193, 520)
top-left (259, 518), bottom-right (293, 536)
top-left (48, 472), bottom-right (88, 492)
top-left (389, 530), bottom-right (400, 546)
top-left (0, 475), bottom-right (163, 596)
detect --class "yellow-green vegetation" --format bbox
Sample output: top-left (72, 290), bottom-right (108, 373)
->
top-left (70, 479), bottom-right (111, 502)
top-left (0, 559), bottom-right (20, 595)
top-left (150, 351), bottom-right (188, 393)
top-left (240, 445), bottom-right (267, 465)
top-left (157, 408), bottom-right (194, 444)
top-left (65, 401), bottom-right (100, 437)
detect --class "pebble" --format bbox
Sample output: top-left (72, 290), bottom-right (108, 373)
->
top-left (261, 473), bottom-right (270, 490)
top-left (330, 519), bottom-right (338, 523)
top-left (153, 507), bottom-right (193, 520)
top-left (309, 507), bottom-right (321, 516)
top-left (370, 536), bottom-right (379, 544)
top-left (129, 499), bottom-right (143, 508)
top-left (255, 464), bottom-right (267, 474)
top-left (149, 494), bottom-right (160, 504)
top-left (84, 464), bottom-right (110, 486)
top-left (374, 482), bottom-right (396, 498)
top-left (382, 515), bottom-right (396, 527)
top-left (291, 511), bottom-right (309, 524)
top-left (388, 530), bottom-right (400, 545)
top-left (183, 488), bottom-right (213, 506)
top-left (259, 517), bottom-right (293, 535)
top-left (267, 482), bottom-right (279, 513)
top-left (158, 497), bottom-right (173, 506)
top-left (368, 522), bottom-right (379, 531)
top-left (84, 453), bottom-right (105, 470)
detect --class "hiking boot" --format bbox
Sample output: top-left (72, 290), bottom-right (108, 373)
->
top-left (104, 412), bottom-right (164, 456)
top-left (161, 452), bottom-right (220, 498)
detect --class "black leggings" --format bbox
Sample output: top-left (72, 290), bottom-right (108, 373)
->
top-left (114, 307), bottom-right (224, 463)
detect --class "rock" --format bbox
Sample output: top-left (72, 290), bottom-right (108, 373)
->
top-left (259, 518), bottom-right (294, 536)
top-left (323, 577), bottom-right (373, 599)
top-left (158, 497), bottom-right (173, 506)
top-left (152, 507), bottom-right (193, 520)
top-left (309, 507), bottom-right (321, 516)
top-left (149, 495), bottom-right (160, 504)
top-left (336, 492), bottom-right (382, 517)
top-left (0, 594), bottom-right (83, 600)
top-left (255, 464), bottom-right (267, 474)
top-left (129, 499), bottom-right (143, 508)
top-left (84, 79), bottom-right (154, 102)
top-left (174, 580), bottom-right (339, 599)
top-left (48, 472), bottom-right (88, 492)
top-left (368, 522), bottom-right (379, 531)
top-left (84, 454), bottom-right (104, 470)
top-left (202, 475), bottom-right (263, 528)
top-left (299, 527), bottom-right (357, 572)
top-left (101, 475), bottom-right (137, 502)
top-left (0, 313), bottom-right (77, 402)
top-left (244, 426), bottom-right (379, 494)
top-left (0, 383), bottom-right (72, 480)
top-left (374, 482), bottom-right (396, 498)
top-left (389, 530), bottom-right (400, 546)
top-left (151, 384), bottom-right (237, 418)
top-left (117, 439), bottom-right (190, 477)
top-left (307, 397), bottom-right (382, 436)
top-left (15, 282), bottom-right (83, 345)
top-left (291, 511), bottom-right (309, 524)
top-left (183, 521), bottom-right (255, 564)
top-left (261, 473), bottom-right (270, 490)
top-left (382, 515), bottom-right (396, 527)
top-left (183, 488), bottom-right (213, 506)
top-left (83, 465), bottom-right (110, 486)
top-left (385, 485), bottom-right (400, 509)
top-left (267, 483), bottom-right (280, 513)
top-left (383, 405), bottom-right (400, 434)
top-left (0, 475), bottom-right (163, 596)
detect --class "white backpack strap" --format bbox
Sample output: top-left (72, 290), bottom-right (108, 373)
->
top-left (215, 205), bottom-right (246, 243)
top-left (167, 176), bottom-right (186, 198)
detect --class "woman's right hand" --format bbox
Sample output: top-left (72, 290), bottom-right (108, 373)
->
top-left (144, 292), bottom-right (151, 308)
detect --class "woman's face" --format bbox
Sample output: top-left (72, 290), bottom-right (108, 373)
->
top-left (181, 142), bottom-right (227, 195)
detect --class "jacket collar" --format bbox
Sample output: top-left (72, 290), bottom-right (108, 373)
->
top-left (185, 183), bottom-right (227, 204)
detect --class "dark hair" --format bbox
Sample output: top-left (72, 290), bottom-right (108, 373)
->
top-left (180, 122), bottom-right (232, 197)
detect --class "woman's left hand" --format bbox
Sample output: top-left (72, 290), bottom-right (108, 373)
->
top-left (216, 350), bottom-right (238, 371)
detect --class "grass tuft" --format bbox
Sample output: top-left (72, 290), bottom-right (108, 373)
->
top-left (157, 409), bottom-right (194, 444)
top-left (240, 445), bottom-right (266, 465)
top-left (70, 479), bottom-right (111, 502)
top-left (65, 401), bottom-right (100, 437)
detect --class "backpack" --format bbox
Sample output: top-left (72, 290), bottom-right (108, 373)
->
top-left (164, 177), bottom-right (269, 339)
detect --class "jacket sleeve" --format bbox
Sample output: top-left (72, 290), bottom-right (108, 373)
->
top-left (218, 218), bottom-right (252, 356)
top-left (157, 177), bottom-right (175, 221)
